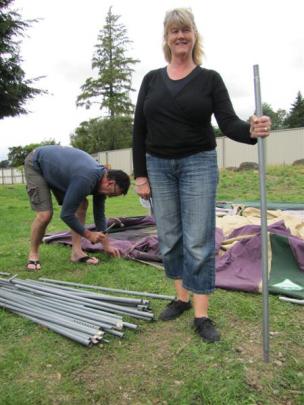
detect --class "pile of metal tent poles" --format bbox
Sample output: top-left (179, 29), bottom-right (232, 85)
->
top-left (0, 274), bottom-right (174, 347)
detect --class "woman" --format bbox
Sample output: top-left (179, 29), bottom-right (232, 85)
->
top-left (132, 8), bottom-right (271, 342)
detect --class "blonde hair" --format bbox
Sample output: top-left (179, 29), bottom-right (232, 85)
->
top-left (163, 8), bottom-right (203, 65)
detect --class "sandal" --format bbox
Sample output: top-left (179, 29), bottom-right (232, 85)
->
top-left (26, 260), bottom-right (41, 272)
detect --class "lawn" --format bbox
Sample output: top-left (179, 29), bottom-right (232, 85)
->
top-left (0, 165), bottom-right (303, 405)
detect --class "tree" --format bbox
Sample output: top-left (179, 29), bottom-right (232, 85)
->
top-left (76, 6), bottom-right (139, 117)
top-left (262, 103), bottom-right (287, 130)
top-left (0, 0), bottom-right (45, 119)
top-left (70, 116), bottom-right (132, 153)
top-left (0, 159), bottom-right (9, 168)
top-left (284, 91), bottom-right (304, 128)
top-left (213, 126), bottom-right (223, 137)
top-left (8, 139), bottom-right (59, 167)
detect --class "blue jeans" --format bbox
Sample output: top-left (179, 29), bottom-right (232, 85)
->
top-left (146, 150), bottom-right (218, 294)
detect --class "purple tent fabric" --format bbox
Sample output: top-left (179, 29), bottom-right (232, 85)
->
top-left (215, 221), bottom-right (304, 292)
top-left (44, 216), bottom-right (304, 293)
top-left (44, 216), bottom-right (161, 263)
top-left (288, 235), bottom-right (304, 272)
top-left (216, 234), bottom-right (263, 292)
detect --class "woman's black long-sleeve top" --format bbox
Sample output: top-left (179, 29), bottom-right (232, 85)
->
top-left (132, 66), bottom-right (256, 178)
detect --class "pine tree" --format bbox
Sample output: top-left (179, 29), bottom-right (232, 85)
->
top-left (0, 0), bottom-right (44, 119)
top-left (284, 91), bottom-right (304, 128)
top-left (76, 7), bottom-right (139, 117)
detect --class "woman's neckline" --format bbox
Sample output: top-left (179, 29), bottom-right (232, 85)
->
top-left (166, 65), bottom-right (199, 81)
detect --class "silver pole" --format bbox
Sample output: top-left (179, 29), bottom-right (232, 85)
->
top-left (253, 64), bottom-right (270, 363)
top-left (10, 279), bottom-right (155, 319)
top-left (39, 277), bottom-right (175, 301)
top-left (0, 283), bottom-right (123, 323)
top-left (279, 296), bottom-right (304, 305)
top-left (16, 313), bottom-right (94, 347)
top-left (0, 298), bottom-right (102, 336)
top-left (32, 280), bottom-right (149, 306)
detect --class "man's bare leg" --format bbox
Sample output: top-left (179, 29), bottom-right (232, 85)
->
top-left (27, 210), bottom-right (53, 270)
top-left (70, 199), bottom-right (99, 265)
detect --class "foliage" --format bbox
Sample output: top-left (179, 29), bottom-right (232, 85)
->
top-left (213, 126), bottom-right (223, 137)
top-left (0, 0), bottom-right (45, 119)
top-left (70, 116), bottom-right (132, 153)
top-left (284, 91), bottom-right (304, 128)
top-left (215, 94), bottom-right (304, 134)
top-left (0, 168), bottom-right (303, 404)
top-left (0, 159), bottom-right (9, 168)
top-left (76, 6), bottom-right (139, 118)
top-left (262, 103), bottom-right (287, 130)
top-left (8, 138), bottom-right (59, 167)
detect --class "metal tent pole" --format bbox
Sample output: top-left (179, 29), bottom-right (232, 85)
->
top-left (39, 277), bottom-right (175, 301)
top-left (25, 279), bottom-right (149, 306)
top-left (10, 279), bottom-right (154, 319)
top-left (253, 64), bottom-right (270, 363)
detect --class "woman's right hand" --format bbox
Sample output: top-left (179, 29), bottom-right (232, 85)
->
top-left (135, 176), bottom-right (151, 199)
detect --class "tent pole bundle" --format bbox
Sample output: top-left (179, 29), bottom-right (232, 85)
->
top-left (0, 276), bottom-right (174, 347)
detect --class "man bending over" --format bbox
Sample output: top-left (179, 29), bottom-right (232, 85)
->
top-left (24, 145), bottom-right (130, 271)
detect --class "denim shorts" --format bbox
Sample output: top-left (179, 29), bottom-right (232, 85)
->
top-left (146, 150), bottom-right (218, 294)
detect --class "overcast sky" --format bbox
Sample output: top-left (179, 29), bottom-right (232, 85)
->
top-left (0, 0), bottom-right (303, 160)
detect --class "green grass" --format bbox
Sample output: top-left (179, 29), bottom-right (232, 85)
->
top-left (0, 167), bottom-right (303, 405)
top-left (217, 164), bottom-right (304, 202)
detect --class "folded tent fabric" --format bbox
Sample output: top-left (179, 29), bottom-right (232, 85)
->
top-left (43, 215), bottom-right (304, 298)
top-left (215, 221), bottom-right (304, 298)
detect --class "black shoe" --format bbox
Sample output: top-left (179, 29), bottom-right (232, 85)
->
top-left (159, 299), bottom-right (192, 321)
top-left (193, 317), bottom-right (221, 343)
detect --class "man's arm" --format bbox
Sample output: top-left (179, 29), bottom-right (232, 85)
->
top-left (93, 194), bottom-right (106, 231)
top-left (60, 178), bottom-right (90, 235)
top-left (60, 178), bottom-right (106, 245)
top-left (93, 194), bottom-right (120, 257)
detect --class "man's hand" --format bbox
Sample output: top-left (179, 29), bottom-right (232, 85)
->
top-left (102, 235), bottom-right (120, 257)
top-left (83, 230), bottom-right (106, 244)
top-left (83, 230), bottom-right (120, 257)
top-left (104, 245), bottom-right (121, 258)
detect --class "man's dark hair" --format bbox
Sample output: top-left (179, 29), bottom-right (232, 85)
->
top-left (107, 170), bottom-right (130, 195)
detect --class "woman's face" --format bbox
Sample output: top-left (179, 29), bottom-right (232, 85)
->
top-left (166, 24), bottom-right (196, 59)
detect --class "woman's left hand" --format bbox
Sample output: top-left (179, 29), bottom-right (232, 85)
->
top-left (249, 115), bottom-right (272, 138)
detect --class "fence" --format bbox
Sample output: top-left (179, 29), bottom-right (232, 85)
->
top-left (92, 148), bottom-right (133, 175)
top-left (93, 127), bottom-right (304, 172)
top-left (217, 127), bottom-right (304, 168)
top-left (0, 167), bottom-right (25, 185)
top-left (1, 127), bottom-right (303, 184)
